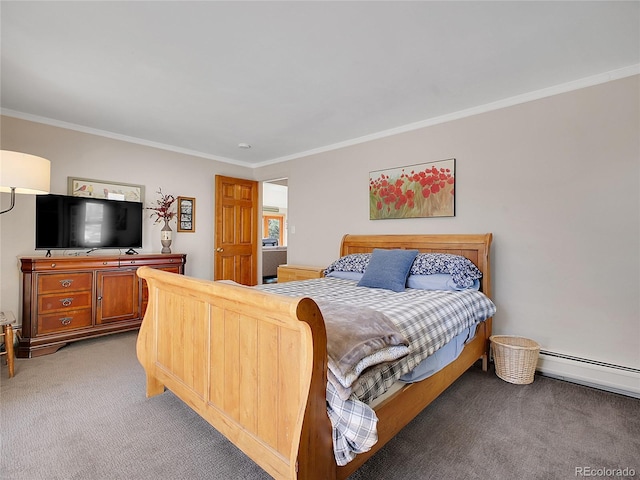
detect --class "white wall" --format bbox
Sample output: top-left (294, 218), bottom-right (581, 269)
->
top-left (0, 116), bottom-right (251, 318)
top-left (263, 182), bottom-right (288, 210)
top-left (256, 76), bottom-right (640, 381)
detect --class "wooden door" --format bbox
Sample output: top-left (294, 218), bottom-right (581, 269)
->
top-left (95, 269), bottom-right (139, 324)
top-left (214, 175), bottom-right (258, 285)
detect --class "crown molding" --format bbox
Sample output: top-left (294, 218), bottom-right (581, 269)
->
top-left (3, 64), bottom-right (638, 169)
top-left (254, 64), bottom-right (640, 167)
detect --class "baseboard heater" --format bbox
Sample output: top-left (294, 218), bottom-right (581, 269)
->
top-left (536, 350), bottom-right (640, 399)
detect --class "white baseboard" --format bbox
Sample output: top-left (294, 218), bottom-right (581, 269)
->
top-left (536, 352), bottom-right (640, 399)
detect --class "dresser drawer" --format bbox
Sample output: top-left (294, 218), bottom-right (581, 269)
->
top-left (38, 273), bottom-right (92, 294)
top-left (38, 309), bottom-right (93, 334)
top-left (38, 291), bottom-right (92, 314)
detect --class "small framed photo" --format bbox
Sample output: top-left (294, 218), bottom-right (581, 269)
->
top-left (177, 196), bottom-right (196, 233)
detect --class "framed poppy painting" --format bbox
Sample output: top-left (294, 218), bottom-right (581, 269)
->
top-left (369, 158), bottom-right (455, 220)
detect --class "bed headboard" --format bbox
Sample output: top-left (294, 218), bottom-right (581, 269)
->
top-left (339, 233), bottom-right (493, 298)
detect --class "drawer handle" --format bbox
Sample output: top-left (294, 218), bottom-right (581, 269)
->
top-left (59, 279), bottom-right (74, 288)
top-left (60, 297), bottom-right (74, 307)
top-left (60, 317), bottom-right (72, 326)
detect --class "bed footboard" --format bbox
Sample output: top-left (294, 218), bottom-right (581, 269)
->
top-left (136, 267), bottom-right (334, 479)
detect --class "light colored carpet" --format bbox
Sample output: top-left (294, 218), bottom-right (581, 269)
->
top-left (1, 331), bottom-right (638, 479)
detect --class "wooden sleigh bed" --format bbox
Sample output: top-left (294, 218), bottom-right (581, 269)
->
top-left (136, 233), bottom-right (493, 479)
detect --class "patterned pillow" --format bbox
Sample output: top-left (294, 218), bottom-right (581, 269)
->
top-left (324, 253), bottom-right (371, 276)
top-left (409, 253), bottom-right (482, 288)
top-left (325, 252), bottom-right (483, 289)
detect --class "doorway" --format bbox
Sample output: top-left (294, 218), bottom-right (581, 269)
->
top-left (261, 178), bottom-right (288, 284)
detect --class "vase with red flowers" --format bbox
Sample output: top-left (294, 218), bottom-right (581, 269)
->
top-left (147, 188), bottom-right (176, 253)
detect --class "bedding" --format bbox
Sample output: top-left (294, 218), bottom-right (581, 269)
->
top-left (327, 271), bottom-right (481, 291)
top-left (399, 324), bottom-right (475, 383)
top-left (257, 276), bottom-right (496, 465)
top-left (369, 325), bottom-right (477, 408)
top-left (325, 251), bottom-right (484, 289)
top-left (410, 253), bottom-right (483, 288)
top-left (407, 273), bottom-right (480, 291)
top-left (324, 253), bottom-right (370, 275)
top-left (316, 300), bottom-right (410, 391)
top-left (356, 248), bottom-right (418, 292)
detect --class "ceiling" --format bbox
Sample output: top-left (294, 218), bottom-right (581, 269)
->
top-left (1, 2), bottom-right (638, 167)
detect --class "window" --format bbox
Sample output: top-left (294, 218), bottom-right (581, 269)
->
top-left (263, 214), bottom-right (284, 246)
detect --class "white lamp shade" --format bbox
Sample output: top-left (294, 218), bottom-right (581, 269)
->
top-left (0, 150), bottom-right (51, 194)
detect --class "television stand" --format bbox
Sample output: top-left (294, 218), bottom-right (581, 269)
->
top-left (124, 248), bottom-right (139, 255)
top-left (45, 250), bottom-right (52, 258)
top-left (17, 253), bottom-right (186, 357)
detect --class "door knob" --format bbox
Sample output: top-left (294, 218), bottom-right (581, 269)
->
top-left (216, 247), bottom-right (224, 252)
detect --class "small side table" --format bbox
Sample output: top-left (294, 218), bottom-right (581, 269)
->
top-left (0, 311), bottom-right (16, 378)
top-left (276, 264), bottom-right (325, 283)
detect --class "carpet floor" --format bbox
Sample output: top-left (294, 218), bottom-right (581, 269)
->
top-left (1, 331), bottom-right (638, 480)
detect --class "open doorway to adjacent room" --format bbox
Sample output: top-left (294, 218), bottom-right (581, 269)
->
top-left (261, 178), bottom-right (288, 284)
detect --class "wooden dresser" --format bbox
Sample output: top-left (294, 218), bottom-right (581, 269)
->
top-left (18, 253), bottom-right (186, 357)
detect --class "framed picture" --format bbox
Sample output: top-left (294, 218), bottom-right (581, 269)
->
top-left (369, 158), bottom-right (455, 220)
top-left (177, 196), bottom-right (196, 233)
top-left (68, 177), bottom-right (144, 203)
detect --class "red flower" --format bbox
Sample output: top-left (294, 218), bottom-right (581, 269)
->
top-left (146, 187), bottom-right (176, 224)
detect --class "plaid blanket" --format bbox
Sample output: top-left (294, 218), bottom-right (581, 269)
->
top-left (256, 277), bottom-right (496, 466)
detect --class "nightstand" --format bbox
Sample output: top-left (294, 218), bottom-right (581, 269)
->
top-left (277, 265), bottom-right (325, 283)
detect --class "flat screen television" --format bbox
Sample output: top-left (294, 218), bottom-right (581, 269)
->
top-left (35, 194), bottom-right (143, 251)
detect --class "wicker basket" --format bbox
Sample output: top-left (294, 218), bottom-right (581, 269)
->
top-left (490, 335), bottom-right (540, 385)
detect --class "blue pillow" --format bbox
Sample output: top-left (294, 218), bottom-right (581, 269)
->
top-left (406, 274), bottom-right (480, 291)
top-left (357, 249), bottom-right (419, 292)
top-left (326, 271), bottom-right (365, 281)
